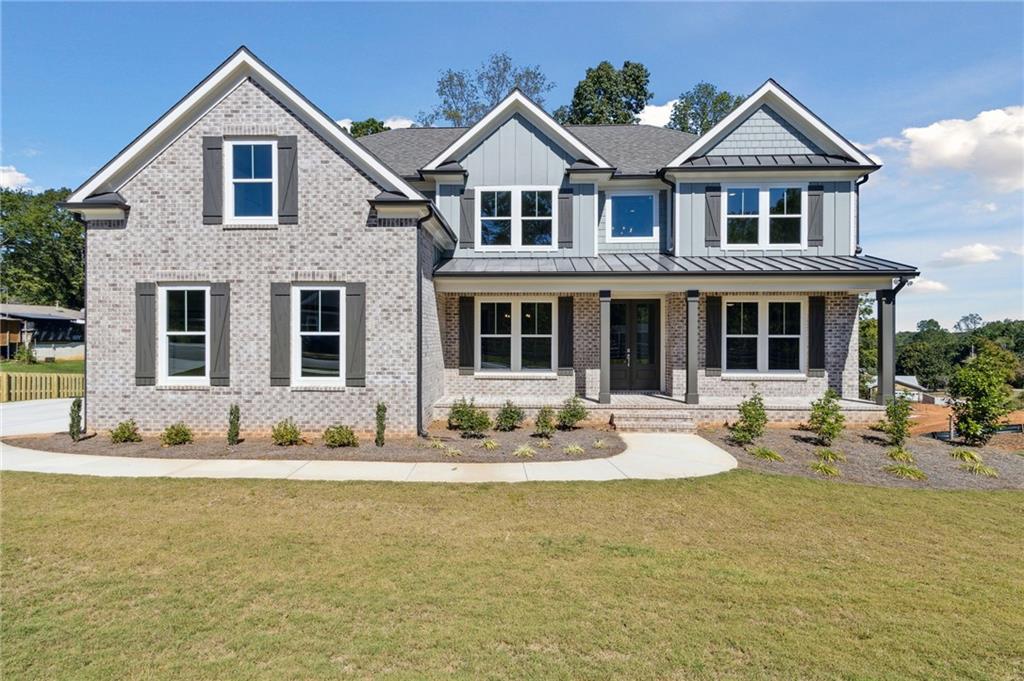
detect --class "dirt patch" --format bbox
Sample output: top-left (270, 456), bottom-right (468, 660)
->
top-left (910, 403), bottom-right (1024, 435)
top-left (4, 424), bottom-right (624, 464)
top-left (701, 425), bottom-right (1024, 490)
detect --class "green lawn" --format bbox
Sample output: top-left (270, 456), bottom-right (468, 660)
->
top-left (0, 359), bottom-right (84, 374)
top-left (2, 471), bottom-right (1022, 680)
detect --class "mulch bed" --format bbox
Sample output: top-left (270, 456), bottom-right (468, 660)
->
top-left (3, 424), bottom-right (624, 464)
top-left (701, 425), bottom-right (1024, 490)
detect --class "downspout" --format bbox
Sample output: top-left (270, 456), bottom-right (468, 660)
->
top-left (854, 174), bottom-right (869, 255)
top-left (414, 208), bottom-right (434, 438)
top-left (655, 168), bottom-right (677, 255)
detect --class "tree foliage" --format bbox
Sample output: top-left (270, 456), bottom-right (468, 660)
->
top-left (348, 118), bottom-right (390, 138)
top-left (667, 81), bottom-right (746, 135)
top-left (948, 343), bottom-right (1013, 445)
top-left (553, 61), bottom-right (653, 125)
top-left (954, 313), bottom-right (983, 333)
top-left (419, 53), bottom-right (554, 127)
top-left (0, 188), bottom-right (84, 308)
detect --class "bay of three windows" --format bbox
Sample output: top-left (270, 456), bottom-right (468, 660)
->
top-left (724, 184), bottom-right (805, 248)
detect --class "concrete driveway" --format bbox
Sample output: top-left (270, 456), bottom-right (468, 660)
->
top-left (1, 398), bottom-right (73, 437)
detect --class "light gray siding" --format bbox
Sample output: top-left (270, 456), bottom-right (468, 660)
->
top-left (706, 105), bottom-right (823, 156)
top-left (462, 113), bottom-right (573, 187)
top-left (597, 184), bottom-right (667, 254)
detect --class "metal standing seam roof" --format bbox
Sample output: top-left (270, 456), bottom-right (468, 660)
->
top-left (670, 154), bottom-right (871, 169)
top-left (434, 254), bottom-right (919, 277)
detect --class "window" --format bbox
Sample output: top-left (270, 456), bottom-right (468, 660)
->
top-left (476, 187), bottom-right (557, 250)
top-left (477, 299), bottom-right (556, 372)
top-left (225, 140), bottom-right (277, 223)
top-left (722, 299), bottom-right (805, 374)
top-left (722, 184), bottom-right (806, 248)
top-left (609, 192), bottom-right (658, 242)
top-left (159, 286), bottom-right (209, 385)
top-left (291, 286), bottom-right (345, 385)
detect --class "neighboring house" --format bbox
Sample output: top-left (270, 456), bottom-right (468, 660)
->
top-left (867, 375), bottom-right (936, 403)
top-left (0, 304), bottom-right (85, 361)
top-left (61, 47), bottom-right (917, 435)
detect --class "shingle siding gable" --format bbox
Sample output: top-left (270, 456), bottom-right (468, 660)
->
top-left (706, 104), bottom-right (823, 156)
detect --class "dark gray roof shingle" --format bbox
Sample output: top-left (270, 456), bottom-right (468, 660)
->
top-left (359, 127), bottom-right (465, 177)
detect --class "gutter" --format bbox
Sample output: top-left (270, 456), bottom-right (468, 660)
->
top-left (414, 212), bottom-right (430, 438)
top-left (855, 174), bottom-right (870, 255)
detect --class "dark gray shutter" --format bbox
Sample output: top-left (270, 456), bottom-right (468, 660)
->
top-left (808, 296), bottom-right (826, 376)
top-left (278, 136), bottom-right (298, 224)
top-left (459, 192), bottom-right (474, 248)
top-left (659, 189), bottom-right (670, 253)
top-left (807, 184), bottom-right (824, 247)
top-left (270, 283), bottom-right (291, 386)
top-left (458, 296), bottom-right (474, 374)
top-left (705, 295), bottom-right (721, 374)
top-left (346, 283), bottom-right (366, 387)
top-left (135, 282), bottom-right (156, 386)
top-left (210, 283), bottom-right (230, 386)
top-left (202, 137), bottom-right (223, 225)
top-left (598, 191), bottom-right (607, 234)
top-left (704, 185), bottom-right (721, 247)
top-left (558, 187), bottom-right (573, 249)
top-left (558, 296), bottom-right (574, 373)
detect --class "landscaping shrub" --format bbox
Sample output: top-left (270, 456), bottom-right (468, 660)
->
top-left (563, 443), bottom-right (585, 456)
top-left (227, 404), bottom-right (240, 446)
top-left (730, 390), bottom-right (767, 445)
top-left (556, 396), bottom-right (588, 430)
top-left (481, 438), bottom-right (499, 451)
top-left (69, 397), bottom-right (82, 442)
top-left (459, 408), bottom-right (492, 439)
top-left (427, 437), bottom-right (446, 450)
top-left (887, 447), bottom-right (915, 463)
top-left (447, 398), bottom-right (476, 431)
top-left (443, 446), bottom-right (462, 457)
top-left (882, 396), bottom-right (912, 447)
top-left (160, 422), bottom-right (193, 446)
top-left (948, 348), bottom-right (1013, 445)
top-left (808, 389), bottom-right (845, 446)
top-left (13, 344), bottom-right (36, 364)
top-left (593, 438), bottom-right (606, 449)
top-left (534, 406), bottom-right (556, 438)
top-left (375, 402), bottom-right (387, 447)
top-left (949, 448), bottom-right (982, 463)
top-left (960, 461), bottom-right (999, 478)
top-left (110, 420), bottom-right (142, 444)
top-left (810, 461), bottom-right (840, 477)
top-left (272, 418), bottom-right (301, 446)
top-left (748, 446), bottom-right (783, 462)
top-left (884, 463), bottom-right (927, 481)
top-left (816, 448), bottom-right (846, 463)
top-left (494, 400), bottom-right (525, 432)
top-left (323, 424), bottom-right (359, 448)
top-left (513, 444), bottom-right (536, 458)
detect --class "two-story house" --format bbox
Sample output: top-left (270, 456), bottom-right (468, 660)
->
top-left (62, 47), bottom-right (917, 436)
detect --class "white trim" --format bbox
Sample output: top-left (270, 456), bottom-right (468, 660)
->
top-left (223, 138), bottom-right (278, 225)
top-left (721, 296), bottom-right (807, 375)
top-left (435, 275), bottom-right (896, 294)
top-left (422, 90), bottom-right (611, 171)
top-left (290, 284), bottom-right (346, 387)
top-left (605, 190), bottom-right (660, 244)
top-left (668, 80), bottom-right (875, 167)
top-left (157, 285), bottom-right (211, 387)
top-left (474, 297), bottom-right (558, 373)
top-left (474, 186), bottom-right (558, 252)
top-left (720, 182), bottom-right (808, 250)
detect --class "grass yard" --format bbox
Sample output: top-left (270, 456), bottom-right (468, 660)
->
top-left (0, 359), bottom-right (84, 374)
top-left (2, 471), bottom-right (1022, 680)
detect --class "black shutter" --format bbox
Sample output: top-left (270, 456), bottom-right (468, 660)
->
top-left (278, 135), bottom-right (298, 224)
top-left (210, 283), bottom-right (230, 386)
top-left (346, 283), bottom-right (366, 387)
top-left (135, 282), bottom-right (156, 386)
top-left (558, 187), bottom-right (573, 249)
top-left (808, 296), bottom-right (826, 376)
top-left (459, 192), bottom-right (474, 248)
top-left (705, 185), bottom-right (721, 247)
top-left (458, 296), bottom-right (474, 374)
top-left (558, 296), bottom-right (574, 372)
top-left (202, 137), bottom-right (223, 225)
top-left (807, 184), bottom-right (824, 247)
top-left (270, 283), bottom-right (291, 386)
top-left (705, 295), bottom-right (722, 374)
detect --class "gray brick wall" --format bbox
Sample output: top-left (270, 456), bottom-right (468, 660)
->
top-left (706, 105), bottom-right (823, 156)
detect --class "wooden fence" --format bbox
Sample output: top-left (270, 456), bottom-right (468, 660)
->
top-left (0, 373), bottom-right (84, 402)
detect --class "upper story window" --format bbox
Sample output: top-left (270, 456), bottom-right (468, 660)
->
top-left (225, 140), bottom-right (277, 224)
top-left (609, 191), bottom-right (658, 243)
top-left (476, 187), bottom-right (556, 251)
top-left (722, 298), bottom-right (805, 374)
top-left (477, 298), bottom-right (556, 373)
top-left (723, 184), bottom-right (806, 249)
top-left (158, 286), bottom-right (209, 385)
top-left (292, 285), bottom-right (345, 386)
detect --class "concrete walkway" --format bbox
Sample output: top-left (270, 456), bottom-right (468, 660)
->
top-left (1, 398), bottom-right (73, 436)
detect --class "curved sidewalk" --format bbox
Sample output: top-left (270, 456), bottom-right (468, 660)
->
top-left (0, 433), bottom-right (736, 483)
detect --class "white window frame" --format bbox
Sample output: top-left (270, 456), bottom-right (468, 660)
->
top-left (721, 297), bottom-right (807, 375)
top-left (475, 297), bottom-right (558, 374)
top-left (474, 186), bottom-right (558, 252)
top-left (720, 182), bottom-right (807, 250)
top-left (290, 284), bottom-right (346, 387)
top-left (766, 300), bottom-right (803, 373)
top-left (157, 285), bottom-right (210, 386)
top-left (606, 190), bottom-right (659, 244)
top-left (224, 138), bottom-right (278, 225)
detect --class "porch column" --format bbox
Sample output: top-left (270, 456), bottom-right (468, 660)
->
top-left (876, 289), bottom-right (896, 405)
top-left (599, 289), bottom-right (611, 404)
top-left (686, 290), bottom-right (700, 404)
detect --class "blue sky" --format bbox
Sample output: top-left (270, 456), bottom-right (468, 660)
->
top-left (2, 2), bottom-right (1022, 329)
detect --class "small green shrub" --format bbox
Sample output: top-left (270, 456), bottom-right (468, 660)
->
top-left (110, 419), bottom-right (142, 444)
top-left (427, 437), bottom-right (446, 449)
top-left (810, 461), bottom-right (840, 477)
top-left (556, 396), bottom-right (588, 430)
top-left (960, 461), bottom-right (999, 478)
top-left (227, 404), bottom-right (240, 445)
top-left (887, 447), bottom-right (915, 463)
top-left (443, 446), bottom-right (462, 457)
top-left (816, 448), bottom-right (846, 463)
top-left (884, 463), bottom-right (927, 481)
top-left (949, 448), bottom-right (982, 463)
top-left (534, 406), bottom-right (556, 438)
top-left (375, 402), bottom-right (387, 447)
top-left (948, 347), bottom-right (1013, 445)
top-left (748, 446), bottom-right (783, 462)
top-left (513, 445), bottom-right (536, 458)
top-left (447, 398), bottom-right (476, 431)
top-left (882, 396), bottom-right (913, 447)
top-left (160, 422), bottom-right (193, 446)
top-left (536, 438), bottom-right (552, 449)
top-left (323, 424), bottom-right (359, 448)
top-left (69, 397), bottom-right (82, 442)
top-left (592, 438), bottom-right (607, 449)
top-left (494, 401), bottom-right (525, 432)
top-left (480, 438), bottom-right (500, 451)
top-left (272, 418), bottom-right (301, 446)
top-left (563, 443), bottom-right (585, 456)
top-left (730, 389), bottom-right (767, 445)
top-left (459, 408), bottom-right (492, 439)
top-left (13, 344), bottom-right (36, 364)
top-left (808, 389), bottom-right (845, 446)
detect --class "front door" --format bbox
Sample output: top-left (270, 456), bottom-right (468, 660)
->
top-left (609, 299), bottom-right (660, 391)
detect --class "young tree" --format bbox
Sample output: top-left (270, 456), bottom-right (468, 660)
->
top-left (553, 61), bottom-right (653, 125)
top-left (667, 81), bottom-right (746, 135)
top-left (348, 118), bottom-right (390, 138)
top-left (948, 342), bottom-right (1013, 445)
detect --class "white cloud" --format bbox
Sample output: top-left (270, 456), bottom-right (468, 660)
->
top-left (906, 278), bottom-right (950, 293)
top-left (335, 116), bottom-right (414, 132)
top-left (335, 118), bottom-right (353, 130)
top-left (931, 242), bottom-right (1020, 267)
top-left (0, 165), bottom-right (31, 189)
top-left (638, 99), bottom-right (676, 127)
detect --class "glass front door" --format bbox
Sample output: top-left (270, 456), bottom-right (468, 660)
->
top-left (609, 299), bottom-right (660, 391)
